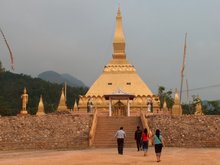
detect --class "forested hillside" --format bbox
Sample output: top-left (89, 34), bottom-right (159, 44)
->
top-left (0, 71), bottom-right (88, 116)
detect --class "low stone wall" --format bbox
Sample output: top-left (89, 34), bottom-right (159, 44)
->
top-left (0, 114), bottom-right (219, 150)
top-left (0, 113), bottom-right (92, 150)
top-left (147, 115), bottom-right (220, 147)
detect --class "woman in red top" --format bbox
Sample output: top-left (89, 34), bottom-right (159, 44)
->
top-left (141, 128), bottom-right (149, 156)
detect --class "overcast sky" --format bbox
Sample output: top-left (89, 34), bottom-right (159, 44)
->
top-left (0, 0), bottom-right (220, 101)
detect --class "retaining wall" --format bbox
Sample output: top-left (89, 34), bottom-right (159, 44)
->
top-left (0, 113), bottom-right (92, 150)
top-left (147, 115), bottom-right (220, 147)
top-left (0, 114), bottom-right (219, 150)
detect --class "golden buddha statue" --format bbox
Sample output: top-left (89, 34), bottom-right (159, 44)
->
top-left (20, 87), bottom-right (28, 115)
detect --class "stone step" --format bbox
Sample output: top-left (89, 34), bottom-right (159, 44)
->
top-left (93, 116), bottom-right (142, 148)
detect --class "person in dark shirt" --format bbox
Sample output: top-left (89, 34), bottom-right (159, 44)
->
top-left (134, 126), bottom-right (142, 151)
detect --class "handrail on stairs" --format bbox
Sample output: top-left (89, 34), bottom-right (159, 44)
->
top-left (140, 110), bottom-right (153, 145)
top-left (89, 108), bottom-right (98, 147)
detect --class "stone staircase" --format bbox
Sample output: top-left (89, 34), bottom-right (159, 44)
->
top-left (93, 116), bottom-right (143, 148)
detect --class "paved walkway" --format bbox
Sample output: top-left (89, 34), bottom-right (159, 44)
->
top-left (0, 147), bottom-right (219, 165)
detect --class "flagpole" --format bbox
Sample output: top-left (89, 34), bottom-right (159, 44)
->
top-left (0, 27), bottom-right (14, 70)
top-left (64, 81), bottom-right (67, 103)
top-left (186, 79), bottom-right (191, 113)
top-left (186, 79), bottom-right (189, 102)
top-left (179, 33), bottom-right (187, 104)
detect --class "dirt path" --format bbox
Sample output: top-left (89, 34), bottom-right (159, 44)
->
top-left (0, 147), bottom-right (219, 165)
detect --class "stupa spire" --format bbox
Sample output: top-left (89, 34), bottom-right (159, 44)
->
top-left (36, 95), bottom-right (45, 116)
top-left (174, 88), bottom-right (180, 104)
top-left (113, 6), bottom-right (126, 59)
top-left (57, 88), bottom-right (68, 112)
top-left (171, 88), bottom-right (182, 115)
top-left (73, 101), bottom-right (78, 112)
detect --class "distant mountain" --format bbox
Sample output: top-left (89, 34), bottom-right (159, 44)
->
top-left (61, 73), bottom-right (86, 87)
top-left (38, 71), bottom-right (86, 87)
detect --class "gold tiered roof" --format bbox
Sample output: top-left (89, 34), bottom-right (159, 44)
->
top-left (86, 7), bottom-right (153, 97)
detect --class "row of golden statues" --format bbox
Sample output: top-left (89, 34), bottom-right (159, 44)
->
top-left (19, 87), bottom-right (203, 116)
top-left (19, 87), bottom-right (79, 116)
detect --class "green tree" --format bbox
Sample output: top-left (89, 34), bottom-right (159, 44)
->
top-left (182, 95), bottom-right (220, 115)
top-left (181, 103), bottom-right (195, 114)
top-left (157, 86), bottom-right (174, 109)
top-left (182, 95), bottom-right (198, 114)
top-left (203, 100), bottom-right (220, 115)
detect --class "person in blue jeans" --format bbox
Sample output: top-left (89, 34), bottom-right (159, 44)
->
top-left (141, 128), bottom-right (150, 156)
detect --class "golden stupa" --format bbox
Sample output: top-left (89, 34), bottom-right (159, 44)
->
top-left (172, 89), bottom-right (183, 115)
top-left (57, 88), bottom-right (68, 112)
top-left (36, 95), bottom-right (45, 116)
top-left (78, 7), bottom-right (159, 115)
top-left (73, 101), bottom-right (78, 112)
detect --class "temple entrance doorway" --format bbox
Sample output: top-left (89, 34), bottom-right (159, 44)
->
top-left (112, 101), bottom-right (127, 116)
top-left (104, 89), bottom-right (135, 117)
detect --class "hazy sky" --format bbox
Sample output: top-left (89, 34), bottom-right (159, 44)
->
top-left (0, 0), bottom-right (220, 101)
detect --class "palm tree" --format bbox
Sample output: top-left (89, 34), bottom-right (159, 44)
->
top-left (158, 86), bottom-right (174, 109)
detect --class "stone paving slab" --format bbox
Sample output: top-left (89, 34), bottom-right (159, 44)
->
top-left (0, 147), bottom-right (219, 165)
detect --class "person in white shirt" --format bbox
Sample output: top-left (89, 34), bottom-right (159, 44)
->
top-left (115, 127), bottom-right (126, 155)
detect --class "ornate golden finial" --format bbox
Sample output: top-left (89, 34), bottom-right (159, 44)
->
top-left (117, 4), bottom-right (121, 16)
top-left (36, 95), bottom-right (45, 116)
top-left (113, 5), bottom-right (126, 60)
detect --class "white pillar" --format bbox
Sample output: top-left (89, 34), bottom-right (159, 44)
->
top-left (109, 98), bottom-right (112, 116)
top-left (127, 98), bottom-right (130, 116)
